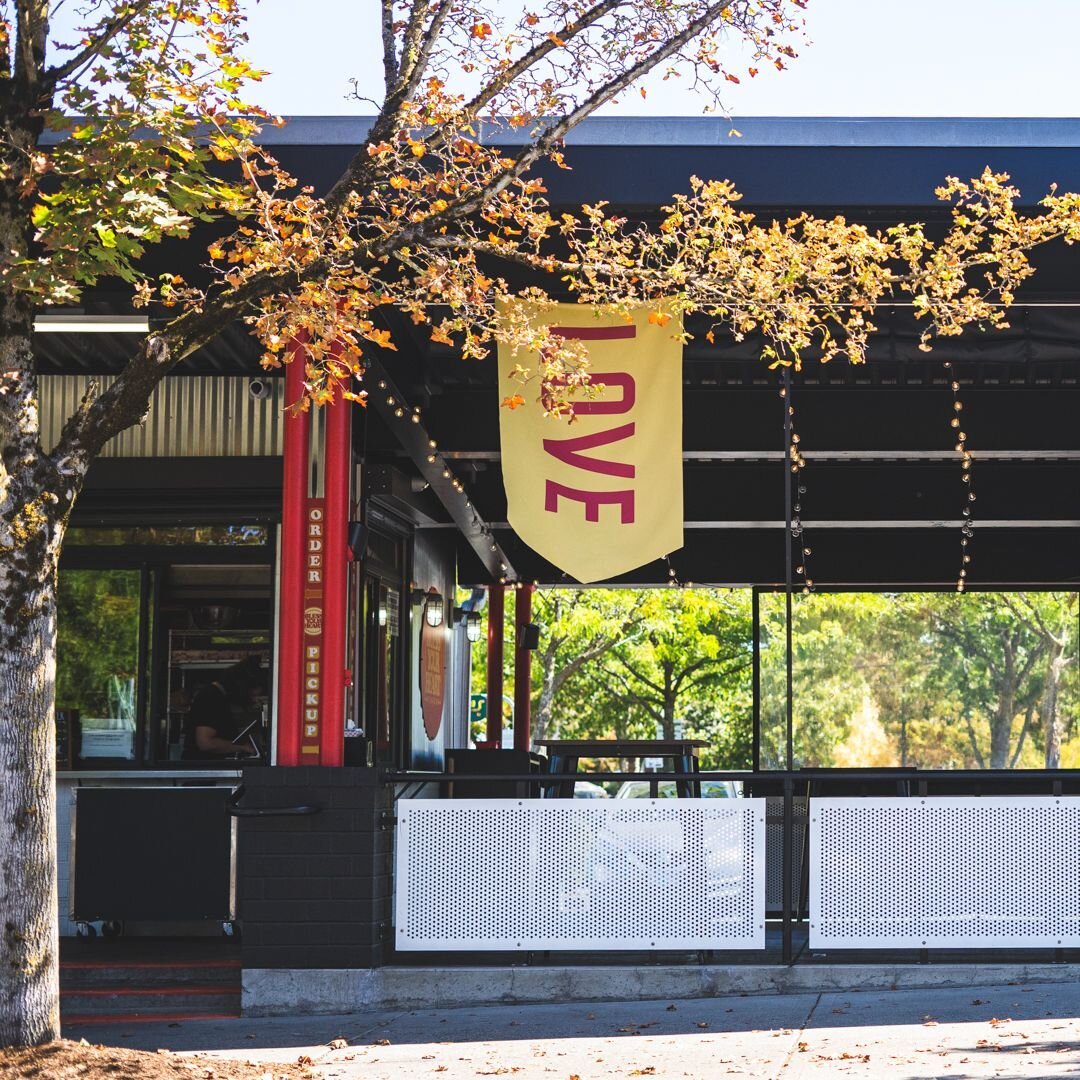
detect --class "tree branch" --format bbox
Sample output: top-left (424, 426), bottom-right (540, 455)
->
top-left (43, 0), bottom-right (154, 87)
top-left (446, 0), bottom-right (740, 223)
top-left (601, 665), bottom-right (663, 723)
top-left (964, 712), bottom-right (985, 769)
top-left (614, 655), bottom-right (666, 696)
top-left (380, 0), bottom-right (399, 95)
top-left (1009, 702), bottom-right (1035, 768)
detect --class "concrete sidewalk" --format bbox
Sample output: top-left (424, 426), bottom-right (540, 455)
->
top-left (65, 980), bottom-right (1080, 1078)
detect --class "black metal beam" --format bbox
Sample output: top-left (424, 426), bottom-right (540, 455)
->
top-left (362, 352), bottom-right (517, 582)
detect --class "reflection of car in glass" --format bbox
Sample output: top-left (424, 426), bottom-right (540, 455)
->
top-left (614, 779), bottom-right (741, 799)
top-left (573, 781), bottom-right (610, 798)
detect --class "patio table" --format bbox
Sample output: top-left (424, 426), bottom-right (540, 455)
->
top-left (536, 738), bottom-right (707, 798)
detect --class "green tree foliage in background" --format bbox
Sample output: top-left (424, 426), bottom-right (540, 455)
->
top-left (475, 588), bottom-right (1077, 775)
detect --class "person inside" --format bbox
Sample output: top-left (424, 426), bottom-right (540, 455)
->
top-left (182, 655), bottom-right (265, 760)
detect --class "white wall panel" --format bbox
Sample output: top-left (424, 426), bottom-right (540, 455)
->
top-left (811, 797), bottom-right (1080, 949)
top-left (396, 799), bottom-right (766, 951)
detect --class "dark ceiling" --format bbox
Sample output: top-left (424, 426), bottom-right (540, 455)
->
top-left (40, 119), bottom-right (1080, 588)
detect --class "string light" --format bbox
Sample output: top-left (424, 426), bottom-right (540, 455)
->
top-left (946, 362), bottom-right (975, 592)
top-left (782, 382), bottom-right (815, 595)
top-left (664, 553), bottom-right (691, 588)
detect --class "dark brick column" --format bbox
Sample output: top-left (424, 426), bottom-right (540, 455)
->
top-left (237, 767), bottom-right (392, 970)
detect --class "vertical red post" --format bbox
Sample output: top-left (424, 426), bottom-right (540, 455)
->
top-left (513, 584), bottom-right (534, 753)
top-left (485, 585), bottom-right (504, 746)
top-left (276, 341), bottom-right (310, 766)
top-left (320, 375), bottom-right (352, 766)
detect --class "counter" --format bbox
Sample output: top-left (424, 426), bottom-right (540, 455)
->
top-left (57, 769), bottom-right (242, 936)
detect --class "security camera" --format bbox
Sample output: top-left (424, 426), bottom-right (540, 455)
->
top-left (248, 378), bottom-right (271, 400)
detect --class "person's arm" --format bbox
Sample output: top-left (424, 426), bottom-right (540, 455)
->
top-left (194, 725), bottom-right (256, 756)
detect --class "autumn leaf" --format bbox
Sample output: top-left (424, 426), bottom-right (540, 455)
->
top-left (648, 311), bottom-right (671, 326)
top-left (502, 394), bottom-right (525, 410)
top-left (471, 21), bottom-right (492, 38)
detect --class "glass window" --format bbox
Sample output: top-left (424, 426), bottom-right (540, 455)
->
top-left (57, 569), bottom-right (143, 762)
top-left (760, 591), bottom-right (1080, 770)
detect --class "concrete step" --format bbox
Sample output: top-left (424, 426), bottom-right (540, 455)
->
top-left (60, 984), bottom-right (240, 1021)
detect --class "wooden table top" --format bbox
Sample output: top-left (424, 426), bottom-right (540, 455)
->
top-left (536, 739), bottom-right (707, 753)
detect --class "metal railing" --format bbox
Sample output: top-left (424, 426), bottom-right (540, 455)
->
top-left (383, 766), bottom-right (1080, 965)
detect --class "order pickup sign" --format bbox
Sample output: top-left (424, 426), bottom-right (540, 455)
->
top-left (498, 304), bottom-right (684, 583)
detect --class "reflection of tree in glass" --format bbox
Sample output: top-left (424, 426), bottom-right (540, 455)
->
top-left (66, 524), bottom-right (266, 547)
top-left (56, 570), bottom-right (140, 719)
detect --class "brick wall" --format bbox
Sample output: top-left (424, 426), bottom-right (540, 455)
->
top-left (238, 767), bottom-right (392, 969)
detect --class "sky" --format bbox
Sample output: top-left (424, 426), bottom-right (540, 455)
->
top-left (235, 0), bottom-right (1080, 118)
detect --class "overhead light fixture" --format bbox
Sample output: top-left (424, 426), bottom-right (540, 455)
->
top-left (378, 602), bottom-right (388, 628)
top-left (465, 611), bottom-right (482, 643)
top-left (33, 315), bottom-right (150, 333)
top-left (425, 592), bottom-right (444, 628)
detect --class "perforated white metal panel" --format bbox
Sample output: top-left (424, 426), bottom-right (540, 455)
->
top-left (396, 799), bottom-right (766, 951)
top-left (810, 797), bottom-right (1080, 949)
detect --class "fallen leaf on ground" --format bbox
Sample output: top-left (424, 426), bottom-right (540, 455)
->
top-left (989, 1017), bottom-right (1012, 1027)
top-left (328, 1038), bottom-right (348, 1050)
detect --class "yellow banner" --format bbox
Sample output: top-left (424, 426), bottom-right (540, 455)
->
top-left (498, 304), bottom-right (683, 584)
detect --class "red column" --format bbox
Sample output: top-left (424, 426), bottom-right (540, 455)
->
top-left (485, 585), bottom-right (504, 746)
top-left (320, 376), bottom-right (352, 766)
top-left (276, 341), bottom-right (310, 766)
top-left (513, 585), bottom-right (534, 753)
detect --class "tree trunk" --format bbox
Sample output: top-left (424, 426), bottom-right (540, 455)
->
top-left (660, 662), bottom-right (675, 740)
top-left (1043, 648), bottom-right (1068, 769)
top-left (987, 644), bottom-right (1016, 770)
top-left (0, 576), bottom-right (60, 1046)
top-left (0, 287), bottom-right (74, 1045)
top-left (533, 673), bottom-right (557, 745)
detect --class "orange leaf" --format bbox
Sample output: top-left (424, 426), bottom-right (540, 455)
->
top-left (471, 21), bottom-right (492, 38)
top-left (648, 311), bottom-right (671, 327)
top-left (502, 394), bottom-right (525, 410)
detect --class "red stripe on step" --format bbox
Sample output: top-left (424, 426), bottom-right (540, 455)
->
top-left (63, 986), bottom-right (239, 997)
top-left (63, 1012), bottom-right (241, 1026)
